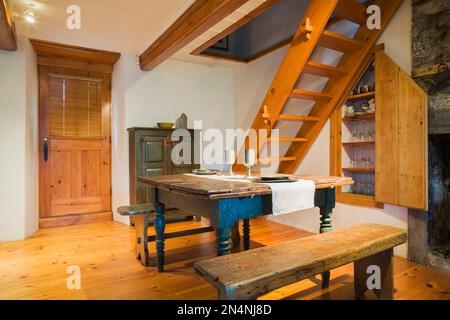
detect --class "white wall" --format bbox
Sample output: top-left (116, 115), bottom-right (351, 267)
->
top-left (0, 36), bottom-right (39, 241)
top-left (24, 36), bottom-right (39, 238)
top-left (112, 54), bottom-right (235, 224)
top-left (234, 0), bottom-right (412, 257)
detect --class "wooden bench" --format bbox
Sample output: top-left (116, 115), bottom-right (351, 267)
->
top-left (118, 204), bottom-right (214, 266)
top-left (194, 224), bottom-right (407, 300)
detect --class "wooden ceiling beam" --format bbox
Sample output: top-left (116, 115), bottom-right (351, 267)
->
top-left (191, 0), bottom-right (279, 55)
top-left (139, 0), bottom-right (249, 71)
top-left (0, 0), bottom-right (17, 51)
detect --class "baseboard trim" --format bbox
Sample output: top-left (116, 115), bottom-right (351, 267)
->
top-left (39, 212), bottom-right (113, 229)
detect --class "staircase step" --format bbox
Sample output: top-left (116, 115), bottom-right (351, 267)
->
top-left (318, 30), bottom-right (364, 52)
top-left (268, 137), bottom-right (307, 142)
top-left (290, 89), bottom-right (333, 101)
top-left (278, 114), bottom-right (320, 122)
top-left (258, 157), bottom-right (297, 163)
top-left (334, 0), bottom-right (367, 25)
top-left (304, 61), bottom-right (347, 78)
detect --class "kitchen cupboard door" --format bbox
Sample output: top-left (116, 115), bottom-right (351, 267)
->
top-left (397, 71), bottom-right (428, 210)
top-left (375, 51), bottom-right (399, 205)
top-left (375, 51), bottom-right (428, 210)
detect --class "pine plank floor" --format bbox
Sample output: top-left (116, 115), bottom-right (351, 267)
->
top-left (0, 218), bottom-right (448, 300)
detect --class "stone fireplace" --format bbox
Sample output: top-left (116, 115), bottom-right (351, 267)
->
top-left (408, 0), bottom-right (450, 274)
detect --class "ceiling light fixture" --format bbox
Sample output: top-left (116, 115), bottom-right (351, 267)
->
top-left (24, 10), bottom-right (35, 23)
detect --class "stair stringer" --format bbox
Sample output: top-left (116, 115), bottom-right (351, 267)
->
top-left (279, 0), bottom-right (404, 174)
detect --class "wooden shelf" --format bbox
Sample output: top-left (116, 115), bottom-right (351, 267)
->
top-left (342, 168), bottom-right (375, 173)
top-left (342, 113), bottom-right (375, 121)
top-left (337, 192), bottom-right (384, 209)
top-left (347, 91), bottom-right (375, 101)
top-left (342, 141), bottom-right (375, 146)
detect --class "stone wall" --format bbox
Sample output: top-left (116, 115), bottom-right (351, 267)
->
top-left (412, 0), bottom-right (450, 134)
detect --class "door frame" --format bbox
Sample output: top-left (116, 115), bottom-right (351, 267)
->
top-left (31, 39), bottom-right (120, 228)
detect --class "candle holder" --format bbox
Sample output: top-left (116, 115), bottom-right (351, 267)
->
top-left (225, 150), bottom-right (235, 176)
top-left (244, 149), bottom-right (256, 179)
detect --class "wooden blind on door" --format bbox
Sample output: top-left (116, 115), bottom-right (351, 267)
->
top-left (48, 74), bottom-right (103, 138)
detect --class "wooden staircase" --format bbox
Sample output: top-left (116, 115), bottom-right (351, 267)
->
top-left (233, 0), bottom-right (402, 174)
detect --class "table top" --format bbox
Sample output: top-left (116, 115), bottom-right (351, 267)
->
top-left (138, 174), bottom-right (353, 200)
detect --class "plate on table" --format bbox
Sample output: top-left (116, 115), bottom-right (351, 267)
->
top-left (191, 169), bottom-right (220, 175)
top-left (259, 174), bottom-right (292, 181)
top-left (251, 177), bottom-right (298, 183)
top-left (223, 175), bottom-right (247, 179)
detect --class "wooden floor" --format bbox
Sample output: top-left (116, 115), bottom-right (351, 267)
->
top-left (0, 218), bottom-right (448, 300)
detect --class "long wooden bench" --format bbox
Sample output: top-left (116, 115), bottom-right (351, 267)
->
top-left (194, 224), bottom-right (407, 300)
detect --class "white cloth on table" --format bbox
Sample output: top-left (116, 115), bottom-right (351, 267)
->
top-left (184, 174), bottom-right (316, 215)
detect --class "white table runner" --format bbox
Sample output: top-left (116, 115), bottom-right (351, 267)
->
top-left (184, 174), bottom-right (315, 216)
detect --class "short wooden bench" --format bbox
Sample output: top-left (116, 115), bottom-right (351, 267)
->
top-left (118, 204), bottom-right (214, 266)
top-left (194, 224), bottom-right (407, 300)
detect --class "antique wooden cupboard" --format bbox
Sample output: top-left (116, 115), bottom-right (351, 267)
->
top-left (128, 127), bottom-right (198, 206)
top-left (330, 50), bottom-right (428, 210)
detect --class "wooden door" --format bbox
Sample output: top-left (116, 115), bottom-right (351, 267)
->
top-left (39, 66), bottom-right (112, 222)
top-left (375, 51), bottom-right (428, 210)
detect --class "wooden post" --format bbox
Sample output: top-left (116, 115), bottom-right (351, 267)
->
top-left (354, 248), bottom-right (394, 300)
top-left (133, 214), bottom-right (150, 267)
top-left (154, 200), bottom-right (166, 272)
top-left (315, 188), bottom-right (336, 288)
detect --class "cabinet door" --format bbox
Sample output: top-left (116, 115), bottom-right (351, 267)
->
top-left (136, 136), bottom-right (167, 204)
top-left (375, 51), bottom-right (428, 210)
top-left (397, 71), bottom-right (428, 210)
top-left (375, 51), bottom-right (399, 205)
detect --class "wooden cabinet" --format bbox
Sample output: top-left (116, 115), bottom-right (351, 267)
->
top-left (128, 128), bottom-right (198, 205)
top-left (375, 51), bottom-right (428, 210)
top-left (331, 51), bottom-right (428, 210)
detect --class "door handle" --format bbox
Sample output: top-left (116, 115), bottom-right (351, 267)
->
top-left (43, 138), bottom-right (48, 162)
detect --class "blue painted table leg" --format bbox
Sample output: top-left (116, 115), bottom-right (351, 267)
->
top-left (155, 202), bottom-right (166, 272)
top-left (315, 188), bottom-right (336, 288)
top-left (243, 219), bottom-right (250, 251)
top-left (214, 197), bottom-right (262, 256)
top-left (216, 228), bottom-right (232, 256)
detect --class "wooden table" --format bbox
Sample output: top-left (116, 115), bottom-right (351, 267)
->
top-left (137, 174), bottom-right (353, 284)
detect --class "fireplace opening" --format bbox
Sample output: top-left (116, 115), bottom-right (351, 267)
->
top-left (428, 134), bottom-right (450, 266)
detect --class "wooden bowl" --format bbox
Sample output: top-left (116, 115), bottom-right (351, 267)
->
top-left (157, 122), bottom-right (174, 129)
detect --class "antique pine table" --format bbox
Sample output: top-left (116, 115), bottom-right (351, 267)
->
top-left (137, 174), bottom-right (353, 284)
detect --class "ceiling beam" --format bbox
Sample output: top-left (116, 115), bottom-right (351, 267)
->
top-left (0, 0), bottom-right (17, 51)
top-left (191, 0), bottom-right (279, 56)
top-left (139, 0), bottom-right (249, 71)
